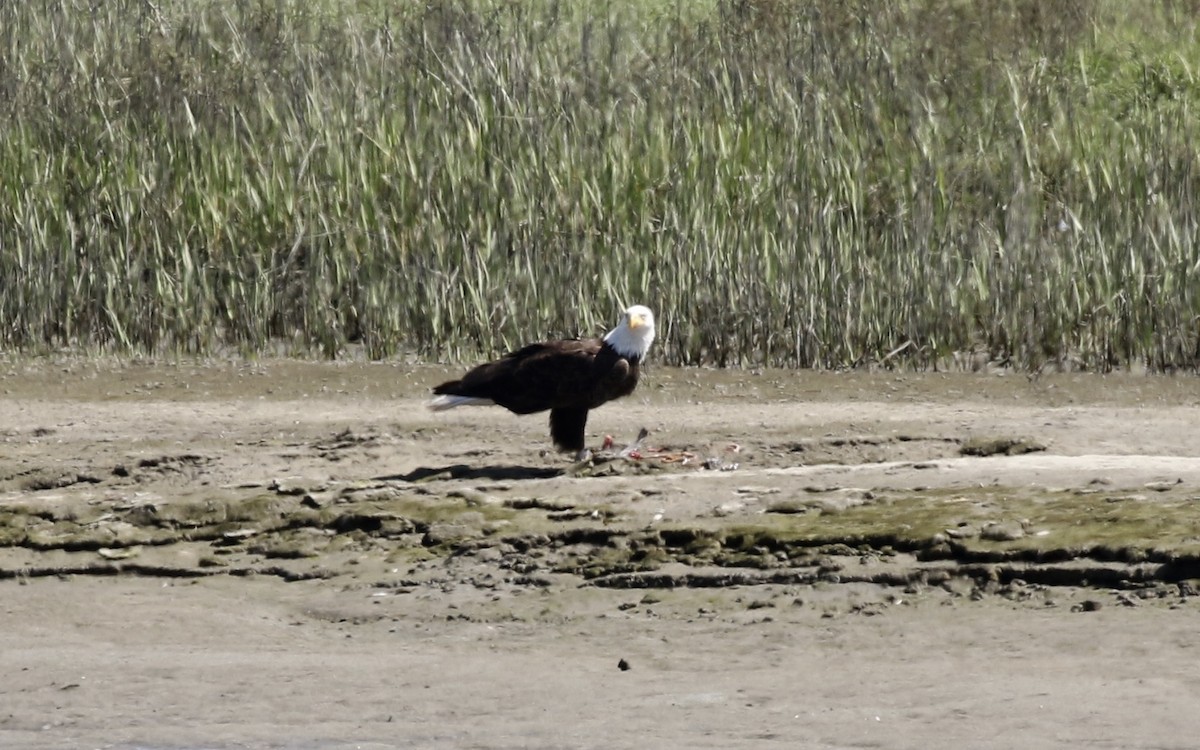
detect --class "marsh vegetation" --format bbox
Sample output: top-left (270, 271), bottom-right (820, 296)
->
top-left (3, 0), bottom-right (1199, 369)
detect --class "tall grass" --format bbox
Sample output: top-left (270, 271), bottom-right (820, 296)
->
top-left (2, 0), bottom-right (1199, 370)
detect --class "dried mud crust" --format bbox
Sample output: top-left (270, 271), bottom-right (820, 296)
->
top-left (2, 360), bottom-right (1200, 610)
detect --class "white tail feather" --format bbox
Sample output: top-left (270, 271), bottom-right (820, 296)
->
top-left (427, 395), bottom-right (496, 411)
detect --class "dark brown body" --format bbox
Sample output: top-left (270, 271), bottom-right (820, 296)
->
top-left (432, 339), bottom-right (642, 453)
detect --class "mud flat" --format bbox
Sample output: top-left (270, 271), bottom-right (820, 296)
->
top-left (2, 360), bottom-right (1200, 749)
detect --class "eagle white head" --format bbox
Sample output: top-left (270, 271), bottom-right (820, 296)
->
top-left (603, 304), bottom-right (656, 361)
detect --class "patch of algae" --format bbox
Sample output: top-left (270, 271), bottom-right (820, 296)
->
top-left (558, 487), bottom-right (1200, 579)
top-left (698, 490), bottom-right (974, 552)
top-left (372, 496), bottom-right (517, 526)
top-left (0, 490), bottom-right (526, 559)
top-left (10, 479), bottom-right (1198, 584)
top-left (981, 492), bottom-right (1200, 558)
top-left (960, 436), bottom-right (1047, 457)
top-left (127, 495), bottom-right (297, 530)
top-left (740, 487), bottom-right (1200, 558)
top-left (567, 543), bottom-right (674, 579)
top-left (0, 508), bottom-right (33, 545)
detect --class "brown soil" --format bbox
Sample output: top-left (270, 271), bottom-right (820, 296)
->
top-left (3, 360), bottom-right (1200, 749)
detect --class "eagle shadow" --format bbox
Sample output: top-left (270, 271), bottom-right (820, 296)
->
top-left (377, 464), bottom-right (564, 483)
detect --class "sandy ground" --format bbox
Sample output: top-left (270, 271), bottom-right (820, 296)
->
top-left (2, 360), bottom-right (1200, 749)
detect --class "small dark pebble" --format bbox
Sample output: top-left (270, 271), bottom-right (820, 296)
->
top-left (112, 464), bottom-right (129, 477)
top-left (617, 659), bottom-right (631, 671)
top-left (1073, 600), bottom-right (1102, 613)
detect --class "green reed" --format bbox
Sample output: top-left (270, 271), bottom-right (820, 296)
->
top-left (1, 0), bottom-right (1199, 370)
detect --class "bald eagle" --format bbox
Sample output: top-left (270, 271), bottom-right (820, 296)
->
top-left (428, 305), bottom-right (656, 457)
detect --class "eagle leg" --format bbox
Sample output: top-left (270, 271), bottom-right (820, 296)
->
top-left (549, 407), bottom-right (589, 455)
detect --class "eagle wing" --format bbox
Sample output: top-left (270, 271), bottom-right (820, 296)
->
top-left (434, 339), bottom-right (605, 414)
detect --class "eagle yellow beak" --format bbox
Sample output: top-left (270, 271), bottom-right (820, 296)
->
top-left (628, 313), bottom-right (645, 330)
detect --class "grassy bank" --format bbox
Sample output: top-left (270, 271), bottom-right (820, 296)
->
top-left (2, 0), bottom-right (1199, 369)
